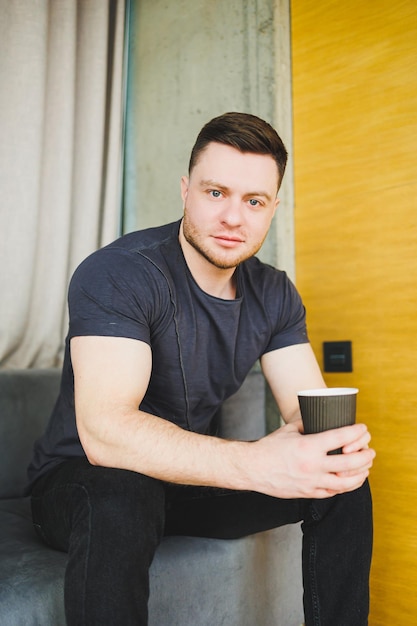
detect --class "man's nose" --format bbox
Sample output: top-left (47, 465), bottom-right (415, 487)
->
top-left (220, 197), bottom-right (243, 226)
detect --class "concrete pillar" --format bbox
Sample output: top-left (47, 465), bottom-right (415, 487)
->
top-left (125, 0), bottom-right (294, 276)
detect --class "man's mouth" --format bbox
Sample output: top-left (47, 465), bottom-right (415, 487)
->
top-left (213, 234), bottom-right (245, 247)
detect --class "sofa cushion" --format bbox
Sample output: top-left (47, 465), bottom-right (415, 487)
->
top-left (0, 498), bottom-right (66, 626)
top-left (148, 524), bottom-right (303, 626)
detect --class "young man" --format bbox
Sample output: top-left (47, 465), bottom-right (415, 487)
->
top-left (28, 112), bottom-right (374, 625)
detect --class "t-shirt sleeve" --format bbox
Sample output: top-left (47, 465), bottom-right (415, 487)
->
top-left (68, 248), bottom-right (159, 345)
top-left (262, 271), bottom-right (309, 353)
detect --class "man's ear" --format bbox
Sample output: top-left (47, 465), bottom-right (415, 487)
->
top-left (273, 196), bottom-right (280, 217)
top-left (180, 176), bottom-right (189, 206)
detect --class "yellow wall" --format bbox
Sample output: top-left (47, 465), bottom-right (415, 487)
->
top-left (291, 1), bottom-right (417, 624)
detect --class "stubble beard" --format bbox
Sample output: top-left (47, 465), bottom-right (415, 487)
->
top-left (182, 208), bottom-right (265, 270)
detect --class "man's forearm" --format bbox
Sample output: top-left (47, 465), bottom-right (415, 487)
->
top-left (77, 408), bottom-right (252, 491)
top-left (78, 406), bottom-right (375, 500)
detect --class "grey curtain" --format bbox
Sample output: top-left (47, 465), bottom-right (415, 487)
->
top-left (0, 0), bottom-right (127, 369)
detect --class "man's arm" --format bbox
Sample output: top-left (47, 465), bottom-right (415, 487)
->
top-left (72, 335), bottom-right (250, 490)
top-left (259, 343), bottom-right (375, 496)
top-left (72, 336), bottom-right (375, 500)
top-left (261, 342), bottom-right (326, 423)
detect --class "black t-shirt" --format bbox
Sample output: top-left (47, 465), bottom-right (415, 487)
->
top-left (27, 221), bottom-right (308, 487)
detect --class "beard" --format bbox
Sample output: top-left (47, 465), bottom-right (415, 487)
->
top-left (182, 207), bottom-right (266, 270)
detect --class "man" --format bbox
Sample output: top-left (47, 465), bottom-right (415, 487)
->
top-left (28, 112), bottom-right (374, 625)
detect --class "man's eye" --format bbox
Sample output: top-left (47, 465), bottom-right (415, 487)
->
top-left (209, 190), bottom-right (222, 198)
top-left (249, 198), bottom-right (260, 207)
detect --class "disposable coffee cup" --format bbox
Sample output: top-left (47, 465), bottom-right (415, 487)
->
top-left (297, 388), bottom-right (358, 454)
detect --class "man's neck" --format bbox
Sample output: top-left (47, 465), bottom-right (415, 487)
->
top-left (178, 226), bottom-right (237, 300)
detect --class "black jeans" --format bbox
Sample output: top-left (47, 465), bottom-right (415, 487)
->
top-left (31, 458), bottom-right (372, 625)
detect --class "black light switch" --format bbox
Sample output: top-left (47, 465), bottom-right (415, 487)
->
top-left (323, 341), bottom-right (352, 372)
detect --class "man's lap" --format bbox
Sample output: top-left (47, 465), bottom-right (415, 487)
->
top-left (30, 458), bottom-right (305, 543)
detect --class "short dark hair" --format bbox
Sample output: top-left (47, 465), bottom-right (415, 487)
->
top-left (189, 112), bottom-right (288, 187)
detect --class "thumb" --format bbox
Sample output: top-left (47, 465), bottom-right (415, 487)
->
top-left (283, 419), bottom-right (304, 434)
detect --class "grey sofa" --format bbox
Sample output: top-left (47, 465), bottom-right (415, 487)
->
top-left (0, 368), bottom-right (304, 625)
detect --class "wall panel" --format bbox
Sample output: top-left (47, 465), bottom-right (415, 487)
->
top-left (292, 1), bottom-right (417, 623)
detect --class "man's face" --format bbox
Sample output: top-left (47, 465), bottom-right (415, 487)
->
top-left (181, 142), bottom-right (280, 270)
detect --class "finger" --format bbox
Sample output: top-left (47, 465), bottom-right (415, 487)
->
top-left (326, 448), bottom-right (375, 476)
top-left (336, 454), bottom-right (375, 477)
top-left (312, 482), bottom-right (366, 499)
top-left (319, 469), bottom-right (370, 494)
top-left (337, 468), bottom-right (369, 478)
top-left (312, 423), bottom-right (369, 453)
top-left (342, 429), bottom-right (371, 453)
top-left (280, 419), bottom-right (303, 435)
top-left (287, 419), bottom-right (304, 433)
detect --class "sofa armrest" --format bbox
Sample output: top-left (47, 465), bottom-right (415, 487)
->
top-left (0, 369), bottom-right (61, 498)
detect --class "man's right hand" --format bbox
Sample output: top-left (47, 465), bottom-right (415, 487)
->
top-left (244, 421), bottom-right (375, 500)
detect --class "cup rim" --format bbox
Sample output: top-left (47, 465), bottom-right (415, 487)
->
top-left (297, 387), bottom-right (359, 397)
